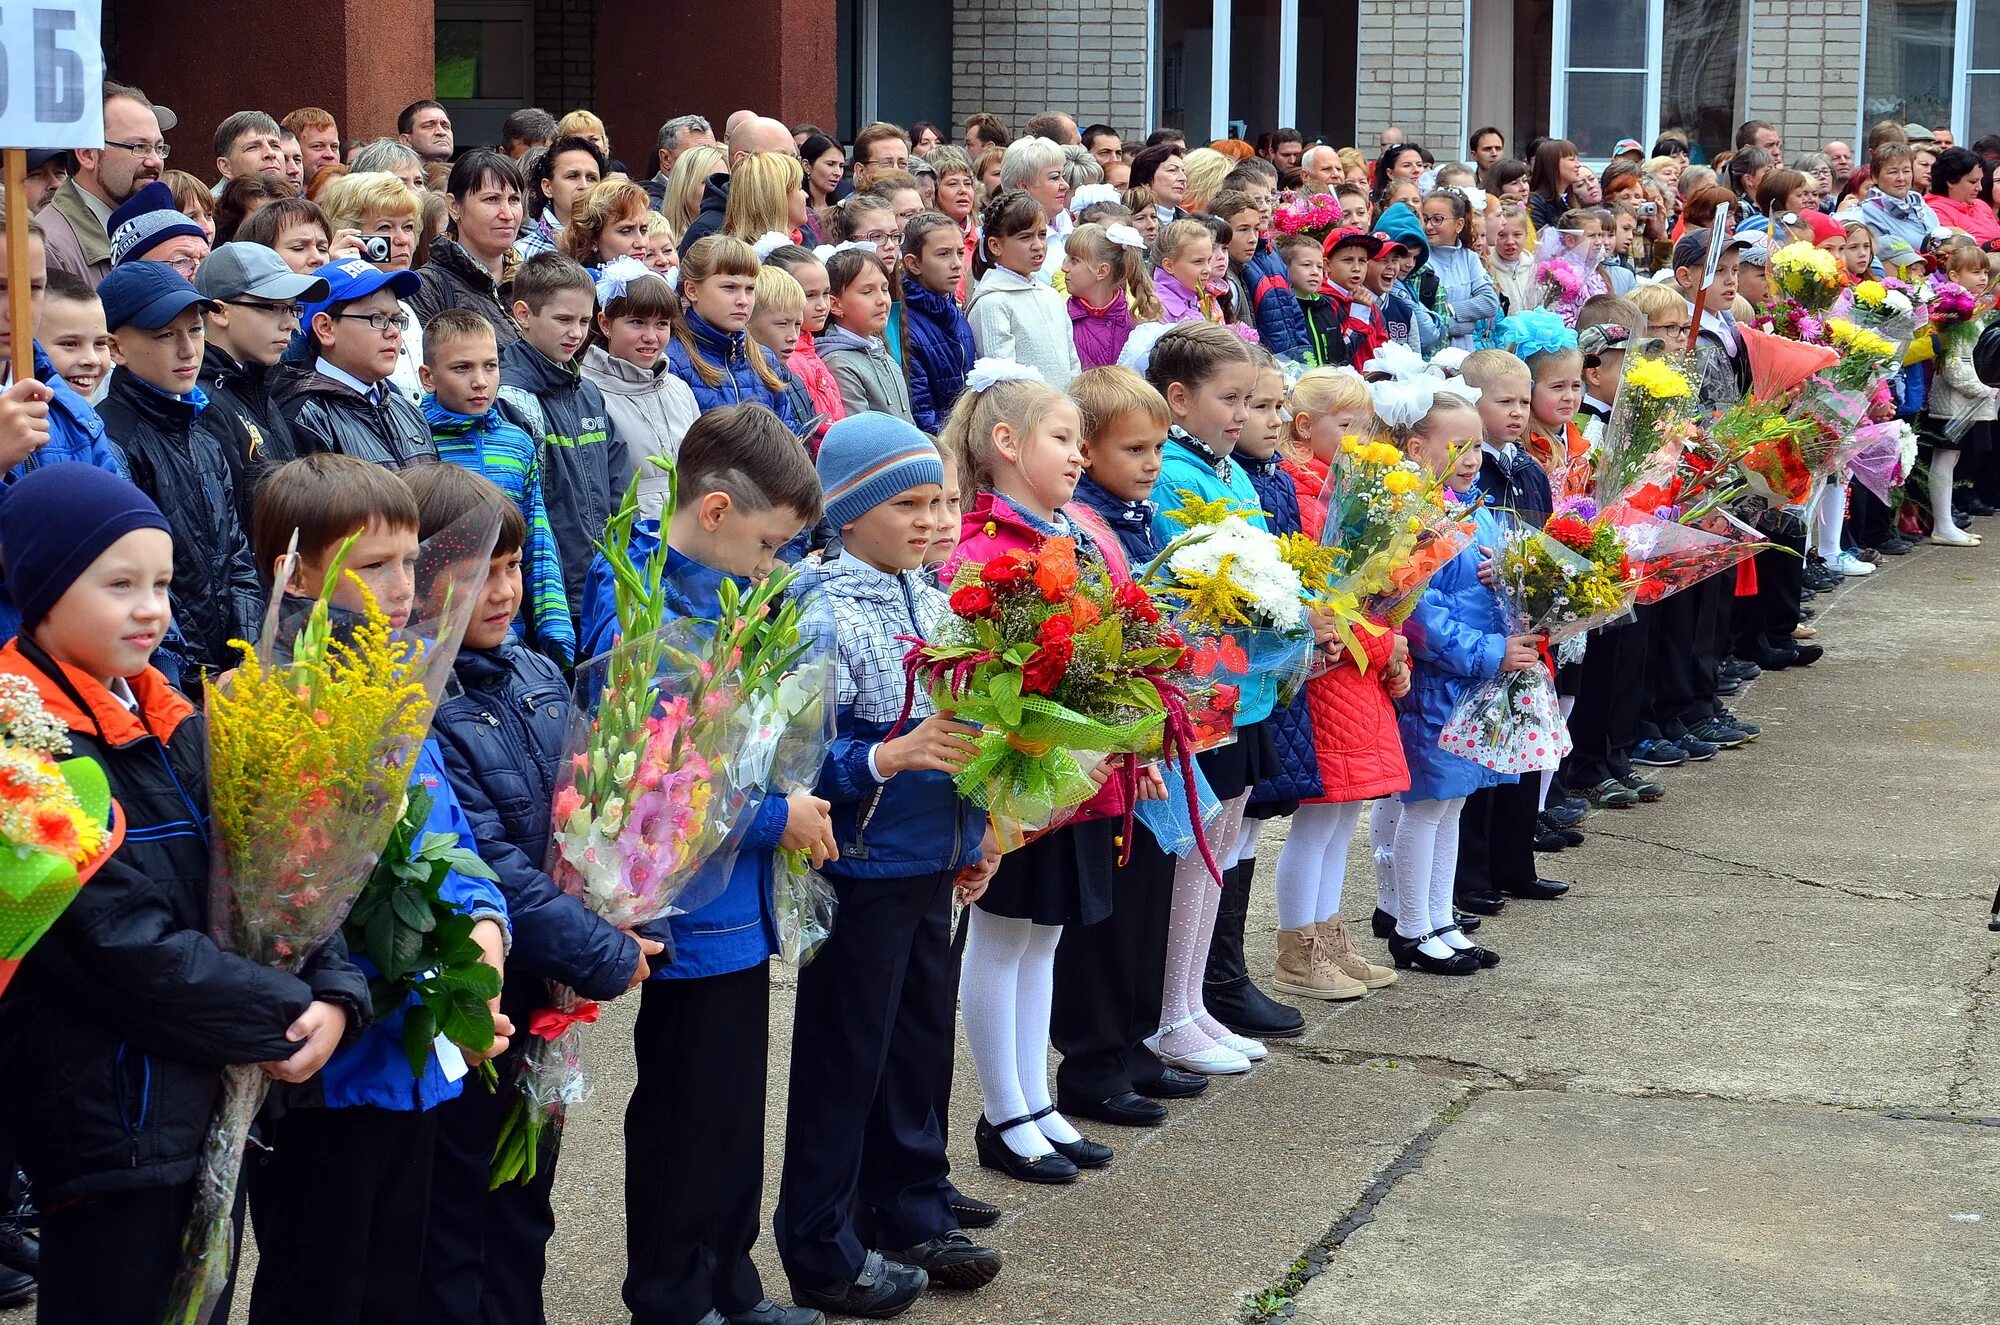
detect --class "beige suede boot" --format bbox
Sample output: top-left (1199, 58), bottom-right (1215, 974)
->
top-left (1274, 926), bottom-right (1366, 1000)
top-left (1319, 916), bottom-right (1398, 989)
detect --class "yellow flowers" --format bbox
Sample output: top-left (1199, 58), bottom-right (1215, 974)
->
top-left (1771, 241), bottom-right (1839, 280)
top-left (1624, 356), bottom-right (1694, 400)
top-left (1382, 468), bottom-right (1423, 495)
top-left (1342, 436), bottom-right (1405, 467)
top-left (1826, 317), bottom-right (1897, 358)
top-left (1854, 279), bottom-right (1888, 304)
top-left (1276, 532), bottom-right (1339, 597)
top-left (1161, 491), bottom-right (1250, 530)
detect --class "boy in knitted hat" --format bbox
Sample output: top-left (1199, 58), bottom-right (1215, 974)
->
top-left (775, 412), bottom-right (1001, 1320)
top-left (0, 464), bottom-right (367, 1323)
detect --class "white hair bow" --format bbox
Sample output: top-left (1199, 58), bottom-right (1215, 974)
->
top-left (965, 358), bottom-right (1046, 392)
top-left (1369, 341), bottom-right (1433, 383)
top-left (594, 256), bottom-right (654, 306)
top-left (1461, 186), bottom-right (1490, 214)
top-left (1435, 378), bottom-right (1483, 406)
top-left (752, 232), bottom-right (794, 261)
top-left (1104, 223), bottom-right (1147, 252)
top-left (812, 240), bottom-right (873, 263)
top-left (1116, 320), bottom-right (1173, 374)
top-left (1369, 376), bottom-right (1441, 430)
top-left (1070, 183), bottom-right (1121, 214)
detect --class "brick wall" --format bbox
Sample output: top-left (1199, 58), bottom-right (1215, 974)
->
top-left (1355, 0), bottom-right (1466, 152)
top-left (1746, 0), bottom-right (1862, 152)
top-left (951, 0), bottom-right (1150, 141)
top-left (534, 0), bottom-right (595, 116)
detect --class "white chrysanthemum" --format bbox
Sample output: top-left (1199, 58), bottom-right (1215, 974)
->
top-left (1165, 517), bottom-right (1308, 630)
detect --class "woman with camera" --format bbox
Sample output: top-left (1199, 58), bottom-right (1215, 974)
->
top-left (317, 171), bottom-right (429, 407)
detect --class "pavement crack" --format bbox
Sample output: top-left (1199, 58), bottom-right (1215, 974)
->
top-left (1282, 1044), bottom-right (1548, 1091)
top-left (1946, 946), bottom-right (2000, 1112)
top-left (1587, 825), bottom-right (1929, 902)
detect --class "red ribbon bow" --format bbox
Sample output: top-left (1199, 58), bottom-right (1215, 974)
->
top-left (528, 1001), bottom-right (600, 1040)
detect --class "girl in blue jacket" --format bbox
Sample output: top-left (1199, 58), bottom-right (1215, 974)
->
top-left (1370, 379), bottom-right (1538, 976)
top-left (664, 235), bottom-right (799, 429)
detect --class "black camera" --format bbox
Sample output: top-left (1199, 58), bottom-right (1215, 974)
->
top-left (359, 234), bottom-right (393, 264)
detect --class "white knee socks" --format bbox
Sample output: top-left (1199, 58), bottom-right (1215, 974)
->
top-left (1369, 798), bottom-right (1401, 917)
top-left (960, 908), bottom-right (1063, 1157)
top-left (1932, 448), bottom-right (1963, 532)
top-left (1274, 800), bottom-right (1364, 930)
top-left (1390, 796), bottom-right (1466, 958)
top-left (1812, 479), bottom-right (1846, 561)
top-left (1157, 792), bottom-right (1247, 1057)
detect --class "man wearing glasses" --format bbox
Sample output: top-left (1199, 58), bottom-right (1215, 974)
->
top-left (195, 243), bottom-right (330, 521)
top-left (41, 81), bottom-right (176, 290)
top-left (274, 259), bottom-right (437, 469)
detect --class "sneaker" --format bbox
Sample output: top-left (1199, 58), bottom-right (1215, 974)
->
top-left (1586, 778), bottom-right (1640, 809)
top-left (1615, 771), bottom-right (1666, 802)
top-left (1722, 657), bottom-right (1762, 681)
top-left (1687, 717), bottom-right (1748, 749)
top-left (1558, 793), bottom-right (1589, 816)
top-left (793, 1252), bottom-right (929, 1320)
top-left (1716, 672), bottom-right (1744, 696)
top-left (1713, 708), bottom-right (1761, 741)
top-left (1546, 798), bottom-right (1588, 828)
top-left (1831, 551), bottom-right (1875, 576)
top-left (1875, 537), bottom-right (1913, 556)
top-left (1633, 738), bottom-right (1688, 767)
top-left (1804, 565), bottom-right (1842, 593)
top-left (1673, 736), bottom-right (1721, 761)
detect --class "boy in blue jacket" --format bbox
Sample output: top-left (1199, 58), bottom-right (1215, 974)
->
top-left (774, 413), bottom-right (1001, 1319)
top-left (228, 454), bottom-right (511, 1325)
top-left (578, 404), bottom-right (839, 1325)
top-left (412, 463), bottom-right (661, 1325)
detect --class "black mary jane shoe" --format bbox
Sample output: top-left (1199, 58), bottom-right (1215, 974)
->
top-left (974, 1114), bottom-right (1079, 1184)
top-left (1386, 931), bottom-right (1479, 975)
top-left (1437, 925), bottom-right (1500, 968)
top-left (1030, 1106), bottom-right (1112, 1169)
top-left (1451, 909), bottom-right (1482, 934)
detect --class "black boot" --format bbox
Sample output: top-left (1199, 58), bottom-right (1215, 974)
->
top-left (1202, 861), bottom-right (1304, 1039)
top-left (0, 1168), bottom-right (33, 1278)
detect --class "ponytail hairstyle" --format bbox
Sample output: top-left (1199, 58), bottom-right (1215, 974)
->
top-left (1064, 222), bottom-right (1163, 320)
top-left (1284, 366), bottom-right (1376, 464)
top-left (1143, 320), bottom-right (1257, 402)
top-left (1153, 216), bottom-right (1214, 274)
top-left (937, 367), bottom-right (1070, 492)
top-left (900, 209), bottom-right (964, 291)
top-left (975, 189), bottom-right (1048, 277)
top-left (674, 235), bottom-right (788, 393)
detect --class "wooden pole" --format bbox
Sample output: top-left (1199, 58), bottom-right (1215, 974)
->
top-left (4, 149), bottom-right (29, 385)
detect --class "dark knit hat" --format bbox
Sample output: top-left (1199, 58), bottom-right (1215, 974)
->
top-left (0, 465), bottom-right (172, 628)
top-left (814, 412), bottom-right (942, 529)
top-left (108, 180), bottom-right (208, 267)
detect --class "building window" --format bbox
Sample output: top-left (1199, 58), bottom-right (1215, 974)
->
top-left (435, 6), bottom-right (530, 102)
top-left (1865, 0), bottom-right (1957, 131)
top-left (1553, 0), bottom-right (1652, 159)
top-left (1659, 0), bottom-right (1744, 160)
top-left (1964, 0), bottom-right (2000, 139)
top-left (1545, 0), bottom-right (1745, 161)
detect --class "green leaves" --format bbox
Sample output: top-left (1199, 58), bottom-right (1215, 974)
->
top-left (987, 669), bottom-right (1024, 727)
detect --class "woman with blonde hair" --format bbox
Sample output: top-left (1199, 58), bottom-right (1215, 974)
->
top-left (1179, 146), bottom-right (1234, 213)
top-left (557, 109), bottom-right (610, 161)
top-left (721, 150), bottom-right (808, 245)
top-left (559, 177), bottom-right (651, 269)
top-left (317, 170), bottom-right (428, 405)
top-left (662, 141), bottom-right (725, 233)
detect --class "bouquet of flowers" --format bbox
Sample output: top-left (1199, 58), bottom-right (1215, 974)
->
top-left (1821, 317), bottom-right (1903, 394)
top-left (1533, 229), bottom-right (1602, 326)
top-left (1144, 497), bottom-right (1316, 709)
top-left (1532, 498), bottom-right (1642, 640)
top-left (1841, 277), bottom-right (1922, 345)
top-left (0, 675), bottom-right (121, 1000)
top-left (1272, 191), bottom-right (1345, 245)
top-left (1593, 353), bottom-right (1702, 510)
top-left (1765, 241), bottom-right (1844, 339)
top-left (1712, 396), bottom-right (1819, 506)
top-left (1846, 418), bottom-right (1922, 502)
top-left (492, 466), bottom-right (825, 1186)
top-left (1315, 435), bottom-right (1475, 637)
top-left (904, 536), bottom-right (1187, 839)
top-left (170, 509), bottom-right (500, 1325)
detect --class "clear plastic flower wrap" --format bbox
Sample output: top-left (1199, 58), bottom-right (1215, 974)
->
top-left (1593, 354), bottom-right (1703, 512)
top-left (1614, 508), bottom-right (1770, 605)
top-left (1846, 419), bottom-right (1921, 502)
top-left (168, 507), bottom-right (500, 1325)
top-left (1313, 435), bottom-right (1476, 630)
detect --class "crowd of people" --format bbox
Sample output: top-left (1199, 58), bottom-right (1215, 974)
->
top-left (0, 80), bottom-right (1987, 1325)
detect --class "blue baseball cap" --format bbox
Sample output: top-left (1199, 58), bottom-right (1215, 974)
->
top-left (98, 260), bottom-right (221, 332)
top-left (300, 257), bottom-right (423, 329)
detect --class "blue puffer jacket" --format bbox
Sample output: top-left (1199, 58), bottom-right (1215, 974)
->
top-left (901, 281), bottom-right (976, 433)
top-left (1150, 431), bottom-right (1279, 727)
top-left (1245, 241), bottom-right (1310, 359)
top-left (431, 641), bottom-right (644, 1016)
top-left (1242, 453), bottom-right (1324, 805)
top-left (664, 309), bottom-right (798, 428)
top-left (311, 741), bottom-right (510, 1111)
top-left (578, 533), bottom-right (790, 979)
top-left (1071, 474), bottom-right (1159, 567)
top-left (1398, 496), bottom-right (1514, 803)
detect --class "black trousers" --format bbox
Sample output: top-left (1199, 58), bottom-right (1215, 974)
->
top-left (1454, 775), bottom-right (1539, 897)
top-left (1051, 830), bottom-right (1174, 1102)
top-left (624, 965), bottom-right (771, 1325)
top-left (1564, 620), bottom-right (1637, 789)
top-left (1648, 584), bottom-right (1701, 741)
top-left (775, 871), bottom-right (959, 1289)
top-left (1733, 516), bottom-right (1804, 656)
top-left (247, 1105), bottom-right (436, 1325)
top-left (1848, 482), bottom-right (1895, 548)
top-left (424, 1052), bottom-right (560, 1325)
top-left (37, 1181), bottom-right (238, 1325)
top-left (1684, 575), bottom-right (1731, 726)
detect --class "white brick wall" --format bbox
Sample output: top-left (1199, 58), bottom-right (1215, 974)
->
top-left (1354, 0), bottom-right (1466, 152)
top-left (951, 0), bottom-right (1151, 142)
top-left (1746, 0), bottom-right (1863, 153)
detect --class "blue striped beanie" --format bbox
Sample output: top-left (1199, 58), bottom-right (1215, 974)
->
top-left (815, 412), bottom-right (943, 528)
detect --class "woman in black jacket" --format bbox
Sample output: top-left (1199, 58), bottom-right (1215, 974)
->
top-left (410, 150), bottom-right (526, 345)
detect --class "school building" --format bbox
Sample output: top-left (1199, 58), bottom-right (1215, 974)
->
top-left (103, 1), bottom-right (1996, 171)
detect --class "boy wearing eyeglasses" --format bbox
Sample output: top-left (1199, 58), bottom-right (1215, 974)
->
top-left (274, 257), bottom-right (438, 469)
top-left (93, 261), bottom-right (266, 685)
top-left (195, 242), bottom-right (331, 525)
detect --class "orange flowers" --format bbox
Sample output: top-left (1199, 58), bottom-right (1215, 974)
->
top-left (1034, 537), bottom-right (1080, 602)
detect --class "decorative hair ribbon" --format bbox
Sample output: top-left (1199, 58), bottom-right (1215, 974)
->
top-left (751, 231), bottom-right (794, 261)
top-left (1104, 223), bottom-right (1147, 252)
top-left (1069, 183), bottom-right (1121, 215)
top-left (1369, 376), bottom-right (1442, 430)
top-left (1496, 308), bottom-right (1578, 360)
top-left (965, 358), bottom-right (1046, 393)
top-left (813, 240), bottom-right (872, 263)
top-left (593, 256), bottom-right (653, 306)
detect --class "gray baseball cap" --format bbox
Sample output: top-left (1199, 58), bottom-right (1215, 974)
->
top-left (194, 242), bottom-right (330, 303)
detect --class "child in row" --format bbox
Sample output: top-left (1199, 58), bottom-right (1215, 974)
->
top-left (764, 244), bottom-right (846, 448)
top-left (581, 260), bottom-right (698, 518)
top-left (821, 246), bottom-right (917, 423)
top-left (968, 191), bottom-right (1081, 389)
top-left (749, 263), bottom-right (824, 429)
top-left (1419, 188), bottom-right (1499, 348)
top-left (667, 235), bottom-right (800, 433)
top-left (775, 413), bottom-right (1001, 1318)
top-left (1064, 221), bottom-right (1159, 369)
top-left (900, 211), bottom-right (977, 431)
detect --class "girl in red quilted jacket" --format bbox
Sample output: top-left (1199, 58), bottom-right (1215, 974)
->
top-left (940, 363), bottom-right (1161, 1186)
top-left (1271, 367), bottom-right (1411, 1000)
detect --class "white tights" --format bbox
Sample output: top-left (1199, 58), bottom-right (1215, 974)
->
top-left (1810, 478), bottom-right (1847, 562)
top-left (959, 909), bottom-right (1077, 1157)
top-left (1388, 796), bottom-right (1467, 958)
top-left (1273, 800), bottom-right (1365, 930)
top-left (1369, 799), bottom-right (1401, 917)
top-left (1155, 791), bottom-right (1249, 1058)
top-left (1930, 448), bottom-right (1962, 528)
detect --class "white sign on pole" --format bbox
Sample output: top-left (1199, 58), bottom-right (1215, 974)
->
top-left (0, 2), bottom-right (103, 149)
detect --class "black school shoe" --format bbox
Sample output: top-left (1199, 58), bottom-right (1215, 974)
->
top-left (1533, 813), bottom-right (1569, 852)
top-left (1500, 877), bottom-right (1570, 900)
top-left (725, 1300), bottom-right (826, 1325)
top-left (791, 1252), bottom-right (929, 1320)
top-left (892, 1230), bottom-right (1004, 1290)
top-left (946, 1189), bottom-right (1001, 1229)
top-left (1133, 1066), bottom-right (1209, 1100)
top-left (1056, 1089), bottom-right (1168, 1128)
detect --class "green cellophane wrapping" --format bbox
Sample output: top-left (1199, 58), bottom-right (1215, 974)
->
top-left (941, 688), bottom-right (1165, 834)
top-left (0, 757), bottom-right (115, 998)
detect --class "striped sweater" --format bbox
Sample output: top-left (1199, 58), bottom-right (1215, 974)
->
top-left (423, 395), bottom-right (578, 666)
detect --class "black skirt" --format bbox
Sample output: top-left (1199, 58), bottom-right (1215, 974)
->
top-left (977, 817), bottom-right (1118, 927)
top-left (1197, 719), bottom-right (1276, 804)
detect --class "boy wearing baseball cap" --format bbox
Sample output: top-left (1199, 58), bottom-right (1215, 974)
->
top-left (273, 257), bottom-right (436, 469)
top-left (94, 261), bottom-right (265, 686)
top-left (1320, 228), bottom-right (1390, 370)
top-left (1670, 227), bottom-right (1755, 408)
top-left (195, 242), bottom-right (330, 521)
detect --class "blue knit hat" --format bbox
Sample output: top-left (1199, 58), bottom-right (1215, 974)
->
top-left (0, 464), bottom-right (171, 628)
top-left (815, 412), bottom-right (943, 528)
top-left (108, 180), bottom-right (208, 267)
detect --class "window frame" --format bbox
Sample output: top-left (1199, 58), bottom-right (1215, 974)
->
top-left (1548, 0), bottom-right (1665, 164)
